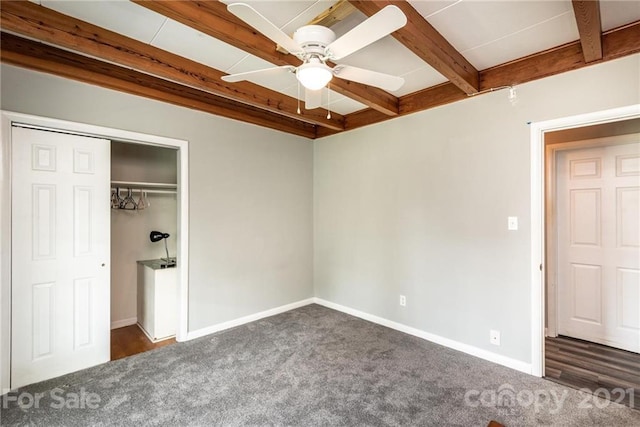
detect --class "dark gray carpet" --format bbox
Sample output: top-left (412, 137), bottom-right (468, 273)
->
top-left (2, 304), bottom-right (639, 426)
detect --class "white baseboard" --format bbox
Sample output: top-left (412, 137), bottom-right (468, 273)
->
top-left (136, 322), bottom-right (175, 343)
top-left (186, 298), bottom-right (315, 341)
top-left (111, 317), bottom-right (137, 330)
top-left (313, 298), bottom-right (532, 375)
top-left (183, 297), bottom-right (532, 375)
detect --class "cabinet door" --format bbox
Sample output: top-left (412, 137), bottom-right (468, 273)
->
top-left (154, 268), bottom-right (177, 339)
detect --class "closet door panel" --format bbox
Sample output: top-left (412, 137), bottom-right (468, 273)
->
top-left (11, 126), bottom-right (110, 389)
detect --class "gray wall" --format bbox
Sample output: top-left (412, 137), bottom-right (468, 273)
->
top-left (1, 64), bottom-right (314, 332)
top-left (313, 54), bottom-right (640, 364)
top-left (2, 53), bottom-right (638, 371)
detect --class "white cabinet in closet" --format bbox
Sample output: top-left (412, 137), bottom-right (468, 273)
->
top-left (136, 260), bottom-right (177, 342)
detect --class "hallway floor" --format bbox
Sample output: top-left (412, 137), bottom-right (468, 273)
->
top-left (545, 335), bottom-right (639, 409)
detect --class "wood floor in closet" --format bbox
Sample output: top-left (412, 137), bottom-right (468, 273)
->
top-left (111, 325), bottom-right (176, 361)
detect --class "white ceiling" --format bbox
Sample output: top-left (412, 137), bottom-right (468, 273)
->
top-left (34, 0), bottom-right (640, 116)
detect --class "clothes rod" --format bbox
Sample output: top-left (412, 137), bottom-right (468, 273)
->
top-left (111, 187), bottom-right (176, 195)
top-left (111, 180), bottom-right (177, 190)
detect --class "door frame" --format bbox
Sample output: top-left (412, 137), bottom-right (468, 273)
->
top-left (529, 104), bottom-right (640, 377)
top-left (0, 111), bottom-right (190, 391)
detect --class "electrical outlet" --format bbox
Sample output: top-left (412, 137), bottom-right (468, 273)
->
top-left (490, 330), bottom-right (501, 346)
top-left (399, 295), bottom-right (406, 307)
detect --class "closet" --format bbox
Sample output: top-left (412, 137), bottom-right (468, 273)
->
top-left (6, 116), bottom-right (188, 389)
top-left (110, 141), bottom-right (178, 359)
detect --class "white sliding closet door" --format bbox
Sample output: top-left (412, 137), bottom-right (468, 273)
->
top-left (11, 126), bottom-right (111, 388)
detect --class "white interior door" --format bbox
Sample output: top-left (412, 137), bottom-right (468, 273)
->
top-left (11, 126), bottom-right (111, 388)
top-left (556, 139), bottom-right (640, 353)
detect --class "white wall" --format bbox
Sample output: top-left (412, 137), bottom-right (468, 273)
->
top-left (313, 54), bottom-right (640, 365)
top-left (110, 142), bottom-right (178, 328)
top-left (0, 64), bottom-right (314, 334)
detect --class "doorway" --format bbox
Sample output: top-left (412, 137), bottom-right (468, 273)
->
top-left (0, 111), bottom-right (190, 391)
top-left (543, 119), bottom-right (640, 408)
top-left (109, 142), bottom-right (179, 360)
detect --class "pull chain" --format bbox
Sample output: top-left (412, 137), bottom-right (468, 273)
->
top-left (326, 83), bottom-right (331, 119)
top-left (297, 80), bottom-right (301, 114)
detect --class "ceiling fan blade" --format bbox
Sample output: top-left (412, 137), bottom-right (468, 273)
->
top-left (326, 5), bottom-right (407, 60)
top-left (333, 65), bottom-right (405, 92)
top-left (221, 66), bottom-right (296, 83)
top-left (227, 3), bottom-right (305, 56)
top-left (305, 88), bottom-right (322, 110)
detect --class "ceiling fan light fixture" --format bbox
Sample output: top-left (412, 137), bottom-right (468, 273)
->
top-left (297, 61), bottom-right (333, 91)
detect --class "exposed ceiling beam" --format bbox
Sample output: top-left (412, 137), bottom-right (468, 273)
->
top-left (315, 82), bottom-right (466, 138)
top-left (0, 1), bottom-right (344, 131)
top-left (308, 0), bottom-right (357, 27)
top-left (317, 21), bottom-right (640, 137)
top-left (3, 1), bottom-right (637, 140)
top-left (349, 0), bottom-right (479, 94)
top-left (572, 0), bottom-right (603, 62)
top-left (0, 32), bottom-right (316, 139)
top-left (480, 20), bottom-right (639, 89)
top-left (132, 0), bottom-right (399, 116)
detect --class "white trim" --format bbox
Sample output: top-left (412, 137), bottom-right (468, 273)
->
top-left (530, 120), bottom-right (545, 377)
top-left (529, 104), bottom-right (640, 379)
top-left (0, 110), bottom-right (190, 391)
top-left (176, 137), bottom-right (189, 343)
top-left (110, 317), bottom-right (138, 330)
top-left (545, 142), bottom-right (558, 339)
top-left (135, 322), bottom-right (174, 344)
top-left (186, 299), bottom-right (315, 340)
top-left (0, 113), bottom-right (11, 391)
top-left (313, 298), bottom-right (532, 374)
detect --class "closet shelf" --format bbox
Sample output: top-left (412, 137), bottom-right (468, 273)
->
top-left (111, 181), bottom-right (176, 190)
top-left (111, 181), bottom-right (177, 195)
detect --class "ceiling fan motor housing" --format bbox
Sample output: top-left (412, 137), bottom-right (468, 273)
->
top-left (293, 25), bottom-right (336, 56)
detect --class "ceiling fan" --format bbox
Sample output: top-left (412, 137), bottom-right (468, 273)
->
top-left (221, 3), bottom-right (407, 110)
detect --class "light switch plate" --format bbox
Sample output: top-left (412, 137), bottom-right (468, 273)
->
top-left (508, 216), bottom-right (518, 231)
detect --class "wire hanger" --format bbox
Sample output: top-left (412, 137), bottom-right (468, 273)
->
top-left (119, 188), bottom-right (139, 210)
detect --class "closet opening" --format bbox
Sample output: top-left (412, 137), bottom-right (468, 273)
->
top-left (110, 141), bottom-right (179, 360)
